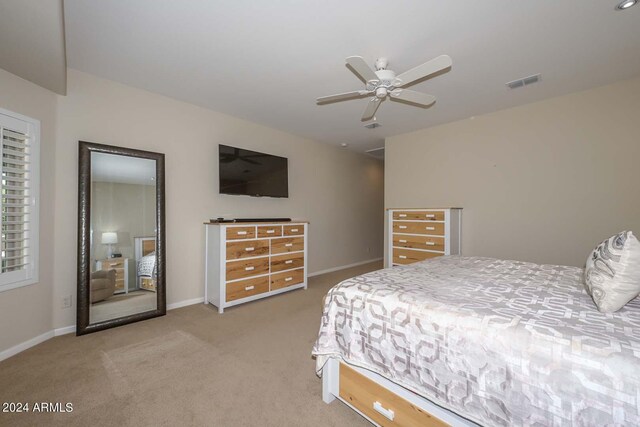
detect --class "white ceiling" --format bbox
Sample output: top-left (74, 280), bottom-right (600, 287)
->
top-left (92, 152), bottom-right (156, 185)
top-left (0, 0), bottom-right (66, 94)
top-left (64, 1), bottom-right (640, 152)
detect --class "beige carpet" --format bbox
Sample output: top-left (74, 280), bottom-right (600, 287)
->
top-left (91, 291), bottom-right (157, 323)
top-left (0, 261), bottom-right (382, 427)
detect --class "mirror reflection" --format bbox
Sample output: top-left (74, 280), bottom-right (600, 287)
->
top-left (89, 152), bottom-right (158, 324)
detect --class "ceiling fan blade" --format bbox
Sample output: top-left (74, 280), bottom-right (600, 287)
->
top-left (346, 56), bottom-right (379, 83)
top-left (362, 97), bottom-right (382, 121)
top-left (316, 90), bottom-right (370, 104)
top-left (390, 89), bottom-right (436, 107)
top-left (395, 55), bottom-right (452, 88)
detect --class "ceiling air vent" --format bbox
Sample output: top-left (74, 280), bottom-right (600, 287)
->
top-left (506, 74), bottom-right (541, 89)
top-left (365, 147), bottom-right (385, 160)
top-left (364, 122), bottom-right (382, 129)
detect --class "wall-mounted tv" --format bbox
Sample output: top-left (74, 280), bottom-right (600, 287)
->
top-left (219, 144), bottom-right (289, 198)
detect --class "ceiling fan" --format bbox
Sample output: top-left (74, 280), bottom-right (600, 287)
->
top-left (317, 55), bottom-right (452, 121)
top-left (220, 147), bottom-right (266, 165)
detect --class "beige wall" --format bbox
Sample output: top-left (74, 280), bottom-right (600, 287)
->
top-left (385, 75), bottom-right (640, 267)
top-left (52, 69), bottom-right (384, 330)
top-left (0, 69), bottom-right (57, 352)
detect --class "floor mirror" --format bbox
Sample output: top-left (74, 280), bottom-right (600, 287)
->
top-left (77, 141), bottom-right (166, 335)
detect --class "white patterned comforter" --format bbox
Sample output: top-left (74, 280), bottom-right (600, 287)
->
top-left (137, 252), bottom-right (156, 277)
top-left (312, 256), bottom-right (640, 426)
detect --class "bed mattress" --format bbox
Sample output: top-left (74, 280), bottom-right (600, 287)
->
top-left (312, 256), bottom-right (640, 426)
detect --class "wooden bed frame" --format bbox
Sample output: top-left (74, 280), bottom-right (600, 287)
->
top-left (134, 236), bottom-right (157, 292)
top-left (321, 358), bottom-right (478, 427)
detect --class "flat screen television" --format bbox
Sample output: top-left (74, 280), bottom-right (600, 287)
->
top-left (219, 144), bottom-right (289, 198)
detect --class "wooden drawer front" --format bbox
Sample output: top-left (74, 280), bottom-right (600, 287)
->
top-left (271, 268), bottom-right (304, 290)
top-left (226, 257), bottom-right (269, 281)
top-left (271, 237), bottom-right (304, 255)
top-left (102, 260), bottom-right (124, 270)
top-left (226, 276), bottom-right (269, 302)
top-left (226, 239), bottom-right (269, 260)
top-left (226, 226), bottom-right (256, 240)
top-left (271, 252), bottom-right (304, 273)
top-left (393, 248), bottom-right (441, 265)
top-left (339, 363), bottom-right (448, 427)
top-left (257, 225), bottom-right (282, 238)
top-left (114, 280), bottom-right (125, 291)
top-left (393, 234), bottom-right (444, 252)
top-left (393, 210), bottom-right (444, 221)
top-left (283, 224), bottom-right (304, 236)
top-left (114, 269), bottom-right (125, 281)
top-left (393, 221), bottom-right (444, 236)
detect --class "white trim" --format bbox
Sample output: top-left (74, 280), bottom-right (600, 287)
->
top-left (0, 330), bottom-right (53, 362)
top-left (54, 325), bottom-right (76, 336)
top-left (167, 297), bottom-right (204, 310)
top-left (308, 257), bottom-right (383, 278)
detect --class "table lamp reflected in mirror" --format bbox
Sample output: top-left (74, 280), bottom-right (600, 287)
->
top-left (101, 232), bottom-right (118, 258)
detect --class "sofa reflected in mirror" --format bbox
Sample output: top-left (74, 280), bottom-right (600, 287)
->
top-left (90, 269), bottom-right (116, 303)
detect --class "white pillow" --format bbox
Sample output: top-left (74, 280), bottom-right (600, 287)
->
top-left (584, 231), bottom-right (640, 313)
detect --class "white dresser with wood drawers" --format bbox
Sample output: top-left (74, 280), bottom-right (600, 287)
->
top-left (386, 208), bottom-right (462, 267)
top-left (204, 221), bottom-right (308, 313)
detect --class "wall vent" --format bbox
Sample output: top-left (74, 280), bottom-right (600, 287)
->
top-left (364, 122), bottom-right (382, 129)
top-left (506, 74), bottom-right (541, 89)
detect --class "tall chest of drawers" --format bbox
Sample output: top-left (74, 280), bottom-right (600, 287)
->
top-left (386, 208), bottom-right (462, 267)
top-left (204, 222), bottom-right (308, 313)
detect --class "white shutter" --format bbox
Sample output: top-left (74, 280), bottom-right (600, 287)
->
top-left (0, 109), bottom-right (39, 291)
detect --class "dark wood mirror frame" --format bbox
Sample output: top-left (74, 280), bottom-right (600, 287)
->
top-left (77, 141), bottom-right (166, 336)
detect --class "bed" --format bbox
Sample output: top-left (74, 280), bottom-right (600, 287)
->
top-left (134, 236), bottom-right (157, 292)
top-left (312, 256), bottom-right (640, 426)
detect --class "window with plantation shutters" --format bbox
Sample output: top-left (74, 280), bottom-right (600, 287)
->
top-left (0, 109), bottom-right (39, 292)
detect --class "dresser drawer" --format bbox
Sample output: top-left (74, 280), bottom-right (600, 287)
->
top-left (226, 226), bottom-right (256, 240)
top-left (257, 225), bottom-right (282, 238)
top-left (114, 280), bottom-right (125, 291)
top-left (392, 234), bottom-right (444, 252)
top-left (271, 252), bottom-right (304, 272)
top-left (339, 363), bottom-right (448, 427)
top-left (226, 257), bottom-right (269, 281)
top-left (226, 276), bottom-right (269, 302)
top-left (393, 221), bottom-right (444, 236)
top-left (393, 210), bottom-right (444, 221)
top-left (271, 268), bottom-right (304, 290)
top-left (271, 237), bottom-right (304, 255)
top-left (283, 224), bottom-right (304, 236)
top-left (226, 239), bottom-right (270, 260)
top-left (102, 260), bottom-right (124, 269)
top-left (393, 248), bottom-right (441, 265)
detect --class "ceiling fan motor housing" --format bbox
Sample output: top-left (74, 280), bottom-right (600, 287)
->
top-left (369, 69), bottom-right (398, 97)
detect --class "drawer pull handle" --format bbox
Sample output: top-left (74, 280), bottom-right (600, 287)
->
top-left (285, 277), bottom-right (293, 282)
top-left (266, 230), bottom-right (275, 234)
top-left (399, 239), bottom-right (407, 243)
top-left (399, 255), bottom-right (407, 259)
top-left (399, 225), bottom-right (407, 229)
top-left (285, 243), bottom-right (293, 247)
top-left (285, 260), bottom-right (293, 264)
top-left (399, 214), bottom-right (407, 217)
top-left (245, 285), bottom-right (255, 291)
top-left (426, 226), bottom-right (435, 231)
top-left (426, 214), bottom-right (435, 218)
top-left (245, 247), bottom-right (255, 251)
top-left (245, 266), bottom-right (255, 271)
top-left (426, 242), bottom-right (435, 246)
top-left (373, 401), bottom-right (395, 421)
top-left (237, 231), bottom-right (247, 235)
top-left (291, 228), bottom-right (298, 232)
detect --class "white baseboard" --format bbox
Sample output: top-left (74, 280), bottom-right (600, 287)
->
top-left (0, 330), bottom-right (54, 362)
top-left (167, 297), bottom-right (204, 310)
top-left (54, 325), bottom-right (76, 336)
top-left (308, 257), bottom-right (383, 278)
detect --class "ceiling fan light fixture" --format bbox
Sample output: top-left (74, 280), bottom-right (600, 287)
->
top-left (616, 0), bottom-right (637, 10)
